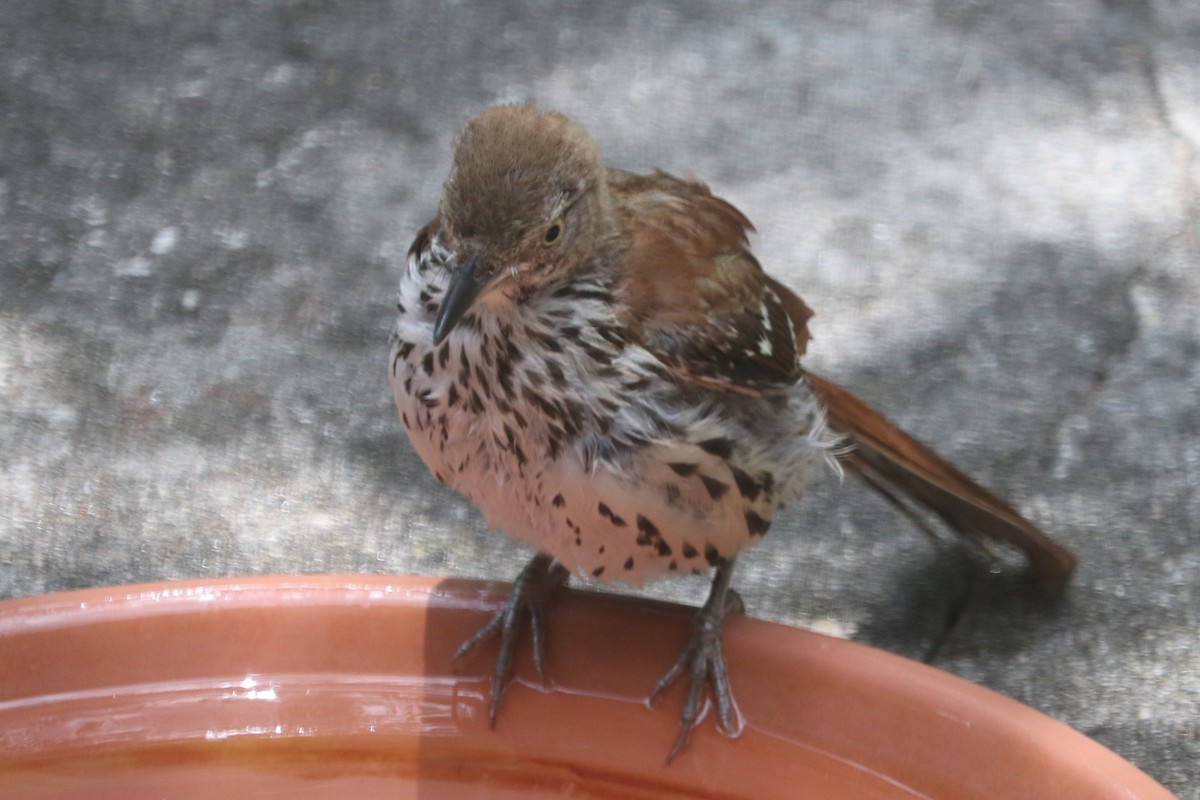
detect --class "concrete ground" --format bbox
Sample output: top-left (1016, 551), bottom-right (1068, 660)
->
top-left (1, 1), bottom-right (1196, 794)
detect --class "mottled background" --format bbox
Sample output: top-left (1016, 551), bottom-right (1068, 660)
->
top-left (1, 1), bottom-right (1197, 793)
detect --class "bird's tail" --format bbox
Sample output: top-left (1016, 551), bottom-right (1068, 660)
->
top-left (805, 372), bottom-right (1076, 590)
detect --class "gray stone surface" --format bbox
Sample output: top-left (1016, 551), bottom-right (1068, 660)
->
top-left (1, 1), bottom-right (1196, 794)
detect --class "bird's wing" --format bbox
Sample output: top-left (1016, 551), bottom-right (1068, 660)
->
top-left (608, 170), bottom-right (1075, 588)
top-left (611, 170), bottom-right (813, 394)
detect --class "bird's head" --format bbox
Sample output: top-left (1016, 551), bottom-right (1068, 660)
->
top-left (432, 105), bottom-right (613, 343)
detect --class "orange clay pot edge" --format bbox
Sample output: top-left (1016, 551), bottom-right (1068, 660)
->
top-left (0, 575), bottom-right (1177, 800)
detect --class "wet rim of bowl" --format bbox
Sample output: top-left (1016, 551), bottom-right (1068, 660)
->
top-left (0, 575), bottom-right (1177, 799)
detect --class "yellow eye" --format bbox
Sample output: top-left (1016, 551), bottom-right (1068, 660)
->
top-left (542, 218), bottom-right (565, 247)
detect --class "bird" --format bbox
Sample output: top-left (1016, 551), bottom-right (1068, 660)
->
top-left (388, 104), bottom-right (1076, 761)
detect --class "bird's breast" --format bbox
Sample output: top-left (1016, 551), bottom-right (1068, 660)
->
top-left (389, 257), bottom-right (838, 585)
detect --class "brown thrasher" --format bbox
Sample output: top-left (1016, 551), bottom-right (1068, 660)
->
top-left (388, 104), bottom-right (1075, 761)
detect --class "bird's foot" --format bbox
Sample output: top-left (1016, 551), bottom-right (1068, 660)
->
top-left (453, 553), bottom-right (568, 727)
top-left (650, 562), bottom-right (745, 763)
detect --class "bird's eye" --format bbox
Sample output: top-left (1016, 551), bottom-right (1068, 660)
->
top-left (542, 218), bottom-right (565, 247)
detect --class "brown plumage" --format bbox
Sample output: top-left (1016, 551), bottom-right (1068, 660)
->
top-left (388, 104), bottom-right (1075, 762)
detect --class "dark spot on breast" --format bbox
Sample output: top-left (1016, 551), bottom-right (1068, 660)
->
top-left (745, 510), bottom-right (769, 537)
top-left (667, 462), bottom-right (698, 477)
top-left (698, 437), bottom-right (734, 459)
top-left (595, 365), bottom-right (620, 381)
top-left (700, 475), bottom-right (730, 501)
top-left (636, 515), bottom-right (660, 540)
top-left (552, 493), bottom-right (565, 508)
top-left (623, 556), bottom-right (634, 571)
top-left (545, 358), bottom-right (567, 387)
top-left (475, 370), bottom-right (492, 398)
top-left (495, 354), bottom-right (514, 397)
top-left (446, 383), bottom-right (460, 407)
top-left (635, 515), bottom-right (672, 556)
top-left (730, 466), bottom-right (761, 501)
top-left (592, 566), bottom-right (605, 578)
top-left (597, 397), bottom-right (621, 415)
top-left (562, 398), bottom-right (586, 436)
top-left (595, 323), bottom-right (626, 347)
top-left (704, 544), bottom-right (721, 567)
top-left (580, 342), bottom-right (611, 363)
top-left (665, 483), bottom-right (681, 505)
top-left (598, 502), bottom-right (627, 527)
top-left (681, 541), bottom-right (698, 560)
top-left (522, 385), bottom-right (561, 421)
top-left (535, 331), bottom-right (563, 353)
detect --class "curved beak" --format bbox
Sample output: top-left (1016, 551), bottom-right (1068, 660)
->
top-left (433, 254), bottom-right (486, 344)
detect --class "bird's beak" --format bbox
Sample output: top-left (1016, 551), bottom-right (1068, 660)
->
top-left (433, 254), bottom-right (487, 344)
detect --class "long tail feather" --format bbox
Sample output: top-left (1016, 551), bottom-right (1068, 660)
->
top-left (806, 372), bottom-right (1076, 590)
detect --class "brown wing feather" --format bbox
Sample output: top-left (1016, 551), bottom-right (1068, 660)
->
top-left (611, 170), bottom-right (812, 392)
top-left (806, 372), bottom-right (1076, 589)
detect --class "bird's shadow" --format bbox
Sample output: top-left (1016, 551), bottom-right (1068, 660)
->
top-left (854, 542), bottom-right (1073, 664)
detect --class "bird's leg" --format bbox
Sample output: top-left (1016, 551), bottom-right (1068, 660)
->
top-left (651, 556), bottom-right (745, 762)
top-left (453, 552), bottom-right (569, 727)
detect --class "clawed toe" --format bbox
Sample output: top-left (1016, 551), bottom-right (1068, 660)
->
top-left (452, 553), bottom-right (568, 727)
top-left (651, 559), bottom-right (743, 762)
